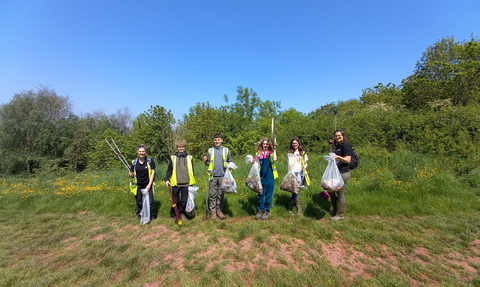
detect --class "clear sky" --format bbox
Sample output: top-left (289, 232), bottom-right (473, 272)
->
top-left (1, 1), bottom-right (478, 121)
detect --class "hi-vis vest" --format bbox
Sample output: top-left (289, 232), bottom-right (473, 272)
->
top-left (130, 157), bottom-right (154, 195)
top-left (256, 151), bottom-right (279, 179)
top-left (207, 147), bottom-right (229, 180)
top-left (170, 155), bottom-right (196, 186)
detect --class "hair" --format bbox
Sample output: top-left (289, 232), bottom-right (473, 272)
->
top-left (137, 144), bottom-right (147, 151)
top-left (289, 137), bottom-right (304, 154)
top-left (175, 140), bottom-right (186, 148)
top-left (213, 133), bottom-right (223, 139)
top-left (256, 137), bottom-right (274, 152)
top-left (333, 130), bottom-right (349, 144)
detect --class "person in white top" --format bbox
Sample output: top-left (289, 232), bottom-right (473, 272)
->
top-left (287, 137), bottom-right (308, 215)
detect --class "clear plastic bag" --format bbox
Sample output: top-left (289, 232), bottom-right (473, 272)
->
top-left (139, 188), bottom-right (151, 225)
top-left (280, 169), bottom-right (300, 194)
top-left (245, 162), bottom-right (263, 194)
top-left (221, 162), bottom-right (238, 194)
top-left (221, 169), bottom-right (237, 194)
top-left (321, 153), bottom-right (344, 192)
top-left (186, 186), bottom-right (199, 214)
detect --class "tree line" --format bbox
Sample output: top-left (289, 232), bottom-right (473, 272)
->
top-left (1, 36), bottom-right (479, 176)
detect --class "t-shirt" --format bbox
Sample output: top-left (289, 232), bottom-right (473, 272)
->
top-left (334, 143), bottom-right (352, 174)
top-left (288, 151), bottom-right (308, 172)
top-left (131, 158), bottom-right (156, 186)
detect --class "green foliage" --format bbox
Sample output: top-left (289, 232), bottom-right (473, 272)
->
top-left (2, 37), bottom-right (480, 177)
top-left (130, 105), bottom-right (175, 162)
top-left (0, 86), bottom-right (74, 174)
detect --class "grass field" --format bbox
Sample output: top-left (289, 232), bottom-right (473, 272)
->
top-left (1, 152), bottom-right (479, 286)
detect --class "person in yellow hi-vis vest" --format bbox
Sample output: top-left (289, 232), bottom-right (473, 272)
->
top-left (203, 133), bottom-right (232, 221)
top-left (164, 140), bottom-right (196, 221)
top-left (129, 145), bottom-right (156, 220)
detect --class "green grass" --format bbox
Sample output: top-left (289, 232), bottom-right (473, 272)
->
top-left (0, 152), bottom-right (479, 286)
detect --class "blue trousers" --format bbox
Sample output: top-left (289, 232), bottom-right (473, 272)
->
top-left (258, 176), bottom-right (274, 211)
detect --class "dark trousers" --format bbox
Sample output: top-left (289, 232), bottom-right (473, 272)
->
top-left (172, 186), bottom-right (189, 214)
top-left (135, 185), bottom-right (156, 219)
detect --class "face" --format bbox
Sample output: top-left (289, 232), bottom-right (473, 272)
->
top-left (177, 145), bottom-right (185, 152)
top-left (214, 137), bottom-right (223, 147)
top-left (137, 147), bottom-right (146, 158)
top-left (292, 140), bottom-right (299, 150)
top-left (262, 140), bottom-right (269, 150)
top-left (334, 132), bottom-right (344, 143)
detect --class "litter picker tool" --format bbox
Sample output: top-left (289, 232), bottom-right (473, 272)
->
top-left (167, 184), bottom-right (183, 226)
top-left (271, 118), bottom-right (277, 147)
top-left (105, 138), bottom-right (130, 172)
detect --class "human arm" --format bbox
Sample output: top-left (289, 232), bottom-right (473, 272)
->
top-left (164, 159), bottom-right (173, 186)
top-left (146, 169), bottom-right (155, 191)
top-left (302, 153), bottom-right (309, 171)
top-left (332, 154), bottom-right (351, 164)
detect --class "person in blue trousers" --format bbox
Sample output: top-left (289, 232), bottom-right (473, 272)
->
top-left (254, 138), bottom-right (278, 220)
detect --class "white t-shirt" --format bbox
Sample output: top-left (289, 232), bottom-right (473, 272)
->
top-left (288, 151), bottom-right (308, 172)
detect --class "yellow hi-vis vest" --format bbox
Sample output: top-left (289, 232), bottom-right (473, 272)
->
top-left (169, 155), bottom-right (196, 186)
top-left (207, 147), bottom-right (229, 180)
top-left (256, 152), bottom-right (279, 179)
top-left (129, 157), bottom-right (154, 195)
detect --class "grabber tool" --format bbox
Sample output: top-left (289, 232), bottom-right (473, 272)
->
top-left (105, 138), bottom-right (130, 172)
top-left (167, 184), bottom-right (183, 226)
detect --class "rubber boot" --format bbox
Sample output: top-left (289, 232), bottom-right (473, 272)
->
top-left (294, 200), bottom-right (302, 215)
top-left (329, 193), bottom-right (337, 217)
top-left (330, 201), bottom-right (345, 221)
top-left (287, 200), bottom-right (294, 216)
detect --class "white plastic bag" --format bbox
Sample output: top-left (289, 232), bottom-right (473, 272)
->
top-left (221, 169), bottom-right (237, 194)
top-left (186, 186), bottom-right (199, 214)
top-left (321, 153), bottom-right (344, 192)
top-left (140, 188), bottom-right (151, 225)
top-left (245, 162), bottom-right (263, 194)
top-left (221, 162), bottom-right (238, 194)
top-left (280, 169), bottom-right (300, 194)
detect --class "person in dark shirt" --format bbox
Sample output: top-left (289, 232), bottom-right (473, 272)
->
top-left (328, 130), bottom-right (353, 221)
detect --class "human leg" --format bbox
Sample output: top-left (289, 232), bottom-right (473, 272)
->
top-left (135, 187), bottom-right (143, 216)
top-left (331, 172), bottom-right (350, 221)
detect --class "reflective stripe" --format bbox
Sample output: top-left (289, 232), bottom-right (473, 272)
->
top-left (131, 157), bottom-right (153, 195)
top-left (170, 155), bottom-right (196, 186)
top-left (256, 152), bottom-right (278, 179)
top-left (207, 147), bottom-right (229, 179)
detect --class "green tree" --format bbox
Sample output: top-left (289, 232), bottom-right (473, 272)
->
top-left (181, 102), bottom-right (222, 158)
top-left (130, 105), bottom-right (175, 162)
top-left (401, 36), bottom-right (480, 109)
top-left (0, 86), bottom-right (74, 174)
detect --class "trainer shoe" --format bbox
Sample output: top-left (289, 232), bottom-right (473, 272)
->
top-left (261, 210), bottom-right (270, 220)
top-left (330, 215), bottom-right (344, 221)
top-left (254, 209), bottom-right (264, 220)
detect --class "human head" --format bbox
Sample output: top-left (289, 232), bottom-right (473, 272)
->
top-left (289, 137), bottom-right (303, 153)
top-left (257, 137), bottom-right (273, 152)
top-left (213, 133), bottom-right (223, 147)
top-left (136, 145), bottom-right (147, 158)
top-left (175, 140), bottom-right (186, 152)
top-left (333, 130), bottom-right (348, 144)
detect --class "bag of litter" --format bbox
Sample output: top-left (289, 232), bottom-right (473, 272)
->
top-left (221, 162), bottom-right (238, 194)
top-left (321, 153), bottom-right (344, 192)
top-left (245, 162), bottom-right (263, 194)
top-left (280, 169), bottom-right (300, 194)
top-left (139, 188), bottom-right (151, 225)
top-left (186, 186), bottom-right (199, 216)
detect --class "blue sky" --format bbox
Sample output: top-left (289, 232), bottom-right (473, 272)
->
top-left (1, 1), bottom-right (478, 121)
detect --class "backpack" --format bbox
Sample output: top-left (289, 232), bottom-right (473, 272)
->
top-left (349, 150), bottom-right (359, 170)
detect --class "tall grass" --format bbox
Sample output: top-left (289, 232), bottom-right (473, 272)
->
top-left (0, 151), bottom-right (479, 286)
